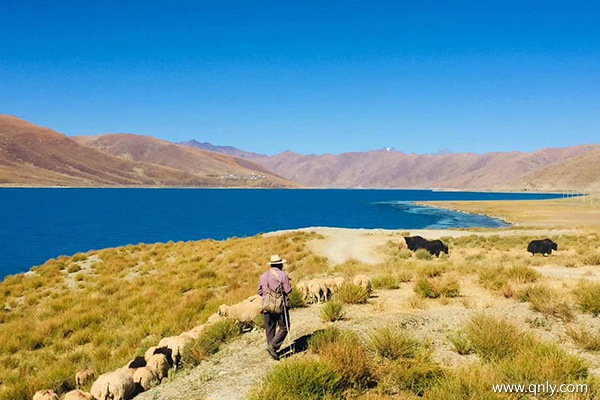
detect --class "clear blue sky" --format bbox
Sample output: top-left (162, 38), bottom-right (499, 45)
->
top-left (1, 0), bottom-right (599, 155)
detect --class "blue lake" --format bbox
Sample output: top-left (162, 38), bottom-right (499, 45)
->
top-left (0, 188), bottom-right (562, 278)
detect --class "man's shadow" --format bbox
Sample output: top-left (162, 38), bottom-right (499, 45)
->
top-left (278, 330), bottom-right (322, 359)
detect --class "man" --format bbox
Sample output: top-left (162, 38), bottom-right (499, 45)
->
top-left (258, 254), bottom-right (292, 360)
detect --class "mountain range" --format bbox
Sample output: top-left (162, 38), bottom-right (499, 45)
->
top-left (1, 115), bottom-right (599, 190)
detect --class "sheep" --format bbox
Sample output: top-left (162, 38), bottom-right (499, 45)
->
top-left (180, 324), bottom-right (206, 340)
top-left (132, 366), bottom-right (159, 391)
top-left (307, 278), bottom-right (328, 303)
top-left (126, 356), bottom-right (146, 369)
top-left (398, 237), bottom-right (408, 250)
top-left (296, 281), bottom-right (310, 301)
top-left (75, 369), bottom-right (95, 388)
top-left (333, 276), bottom-right (346, 290)
top-left (217, 294), bottom-right (262, 324)
top-left (63, 389), bottom-right (94, 400)
top-left (206, 312), bottom-right (223, 325)
top-left (323, 276), bottom-right (346, 297)
top-left (158, 335), bottom-right (190, 368)
top-left (146, 353), bottom-right (170, 381)
top-left (90, 370), bottom-right (135, 400)
top-left (353, 275), bottom-right (372, 293)
top-left (144, 346), bottom-right (158, 362)
top-left (32, 390), bottom-right (58, 400)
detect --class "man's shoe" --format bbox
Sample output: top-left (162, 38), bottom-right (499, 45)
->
top-left (266, 344), bottom-right (279, 360)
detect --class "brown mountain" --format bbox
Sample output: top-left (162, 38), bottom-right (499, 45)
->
top-left (256, 145), bottom-right (600, 190)
top-left (72, 134), bottom-right (294, 187)
top-left (0, 116), bottom-right (293, 187)
top-left (508, 148), bottom-right (600, 190)
top-left (179, 139), bottom-right (267, 160)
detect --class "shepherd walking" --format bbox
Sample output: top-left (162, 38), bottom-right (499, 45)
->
top-left (258, 255), bottom-right (292, 360)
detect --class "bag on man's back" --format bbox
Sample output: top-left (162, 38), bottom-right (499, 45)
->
top-left (262, 269), bottom-right (285, 314)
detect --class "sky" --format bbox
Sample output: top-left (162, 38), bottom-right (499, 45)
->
top-left (1, 0), bottom-right (599, 156)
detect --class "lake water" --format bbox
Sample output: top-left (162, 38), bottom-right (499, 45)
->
top-left (0, 188), bottom-right (562, 278)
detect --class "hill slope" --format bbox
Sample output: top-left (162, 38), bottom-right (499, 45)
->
top-left (179, 139), bottom-right (267, 160)
top-left (0, 115), bottom-right (212, 186)
top-left (509, 148), bottom-right (600, 190)
top-left (256, 145), bottom-right (600, 190)
top-left (73, 134), bottom-right (294, 187)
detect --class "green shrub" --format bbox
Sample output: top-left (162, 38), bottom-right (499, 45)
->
top-left (500, 341), bottom-right (588, 383)
top-left (518, 284), bottom-right (573, 321)
top-left (567, 326), bottom-right (600, 351)
top-left (478, 267), bottom-right (508, 291)
top-left (447, 331), bottom-right (474, 355)
top-left (320, 300), bottom-right (345, 322)
top-left (309, 327), bottom-right (342, 354)
top-left (582, 252), bottom-right (600, 266)
top-left (248, 359), bottom-right (345, 400)
top-left (368, 325), bottom-right (424, 360)
top-left (377, 359), bottom-right (444, 396)
top-left (397, 249), bottom-right (413, 259)
top-left (464, 314), bottom-right (526, 361)
top-left (426, 365), bottom-right (505, 400)
top-left (397, 270), bottom-right (414, 283)
top-left (181, 318), bottom-right (241, 366)
top-left (418, 265), bottom-right (446, 278)
top-left (318, 331), bottom-right (373, 388)
top-left (372, 275), bottom-right (400, 290)
top-left (573, 281), bottom-right (600, 316)
top-left (506, 265), bottom-right (541, 283)
top-left (288, 290), bottom-right (305, 308)
top-left (414, 277), bottom-right (460, 299)
top-left (335, 283), bottom-right (370, 304)
top-left (415, 249), bottom-right (432, 260)
top-left (66, 264), bottom-right (82, 274)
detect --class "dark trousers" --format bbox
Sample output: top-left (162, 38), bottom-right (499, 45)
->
top-left (264, 309), bottom-right (289, 351)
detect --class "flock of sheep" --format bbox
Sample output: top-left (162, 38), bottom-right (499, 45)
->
top-left (31, 273), bottom-right (372, 400)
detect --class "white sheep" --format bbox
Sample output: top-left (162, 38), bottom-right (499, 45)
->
top-left (32, 390), bottom-right (58, 400)
top-left (333, 276), bottom-right (346, 290)
top-left (146, 353), bottom-right (170, 381)
top-left (217, 294), bottom-right (262, 323)
top-left (133, 366), bottom-right (159, 391)
top-left (307, 278), bottom-right (328, 303)
top-left (144, 346), bottom-right (158, 362)
top-left (398, 237), bottom-right (408, 250)
top-left (353, 274), bottom-right (372, 293)
top-left (90, 370), bottom-right (135, 400)
top-left (75, 369), bottom-right (95, 388)
top-left (180, 324), bottom-right (206, 340)
top-left (296, 281), bottom-right (310, 302)
top-left (158, 335), bottom-right (190, 368)
top-left (63, 389), bottom-right (94, 400)
top-left (206, 312), bottom-right (223, 325)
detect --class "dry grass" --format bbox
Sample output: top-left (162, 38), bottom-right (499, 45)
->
top-left (0, 231), bottom-right (324, 400)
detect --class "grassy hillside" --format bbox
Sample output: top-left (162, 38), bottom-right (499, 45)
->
top-left (0, 232), bottom-right (325, 399)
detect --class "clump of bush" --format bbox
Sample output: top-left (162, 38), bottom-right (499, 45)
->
top-left (248, 359), bottom-right (345, 400)
top-left (317, 330), bottom-right (374, 388)
top-left (447, 330), bottom-right (474, 355)
top-left (335, 283), bottom-right (370, 304)
top-left (518, 284), bottom-right (573, 321)
top-left (464, 314), bottom-right (526, 361)
top-left (567, 326), bottom-right (600, 351)
top-left (371, 275), bottom-right (400, 290)
top-left (182, 318), bottom-right (241, 366)
top-left (376, 359), bottom-right (444, 396)
top-left (320, 300), bottom-right (345, 322)
top-left (414, 249), bottom-right (432, 260)
top-left (368, 325), bottom-right (425, 360)
top-left (288, 290), bottom-right (306, 309)
top-left (573, 281), bottom-right (600, 316)
top-left (413, 277), bottom-right (460, 299)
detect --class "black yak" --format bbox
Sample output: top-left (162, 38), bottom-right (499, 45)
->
top-left (527, 238), bottom-right (558, 256)
top-left (404, 236), bottom-right (449, 257)
top-left (404, 236), bottom-right (428, 251)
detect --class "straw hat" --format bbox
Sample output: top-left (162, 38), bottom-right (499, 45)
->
top-left (269, 255), bottom-right (286, 266)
